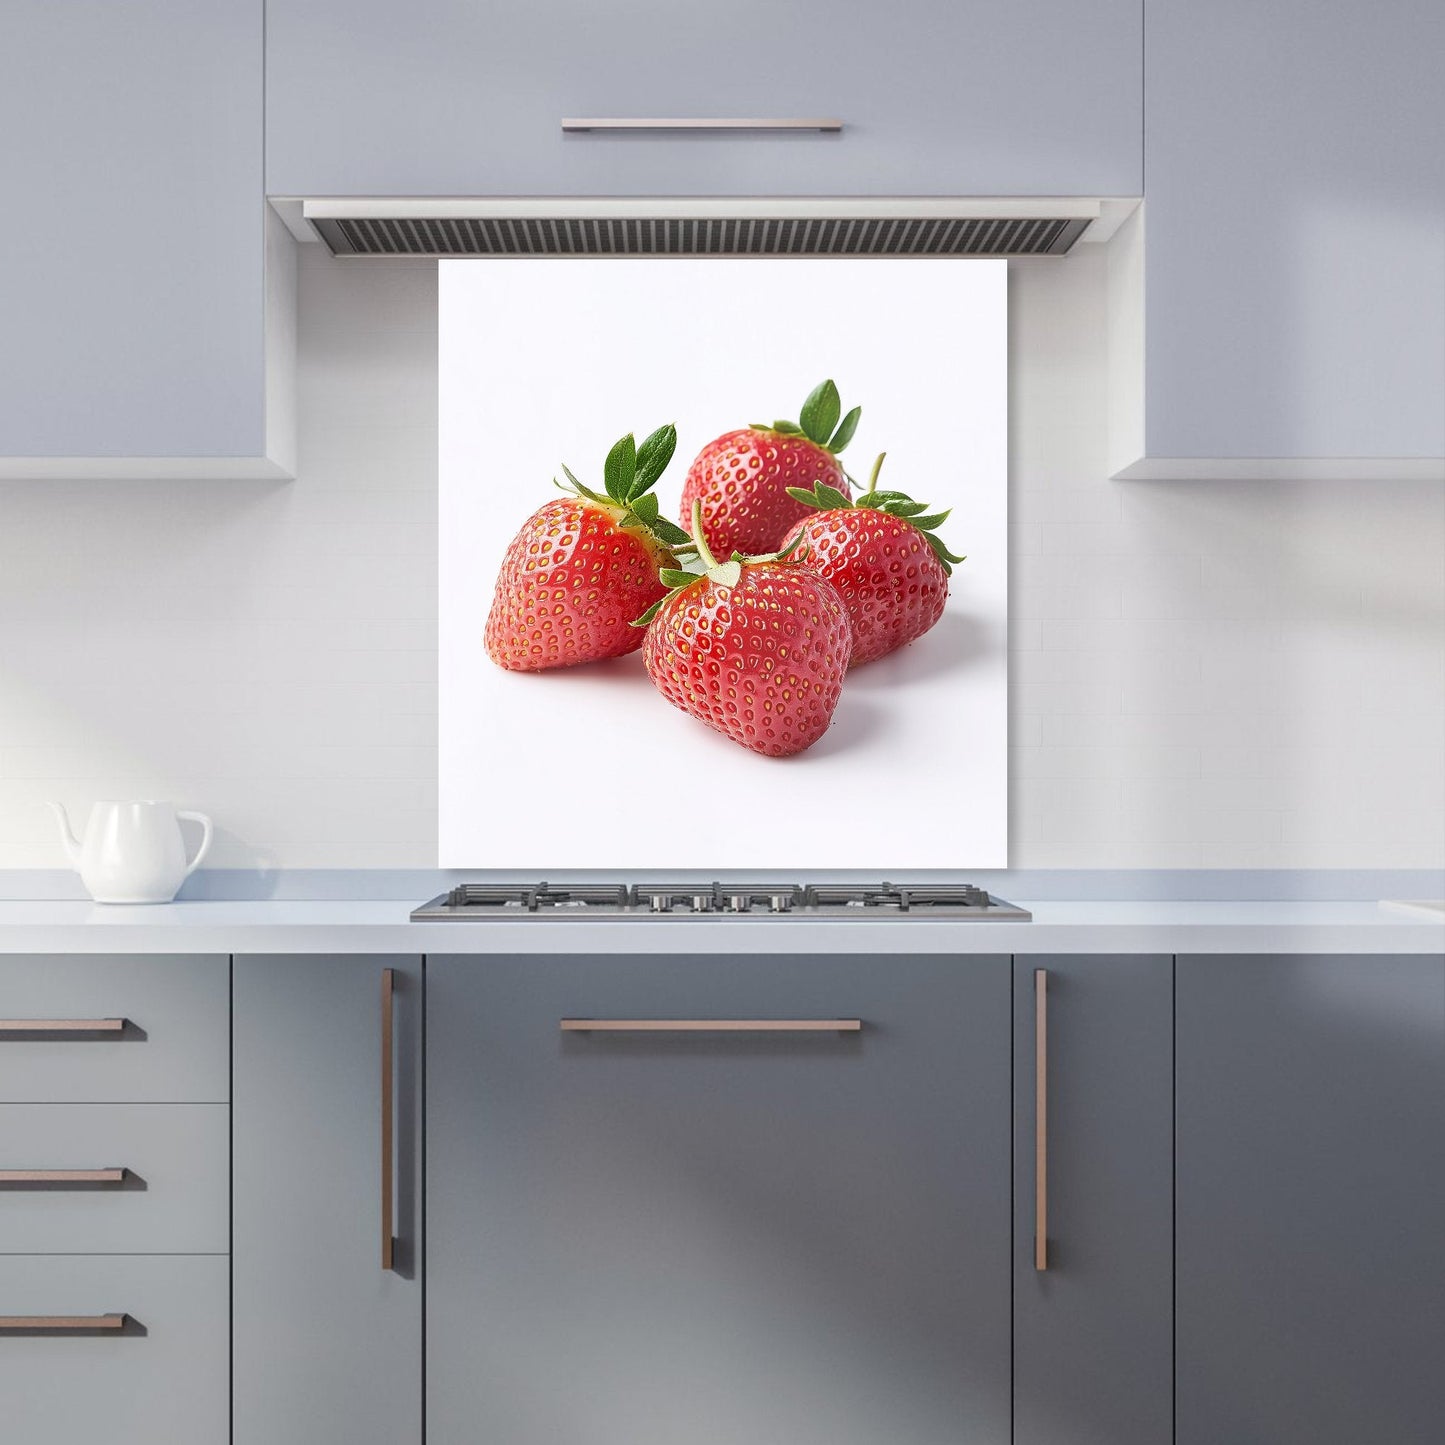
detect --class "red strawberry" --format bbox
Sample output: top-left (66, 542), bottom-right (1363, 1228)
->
top-left (485, 425), bottom-right (691, 672)
top-left (679, 379), bottom-right (860, 558)
top-left (635, 503), bottom-right (852, 757)
top-left (781, 454), bottom-right (965, 667)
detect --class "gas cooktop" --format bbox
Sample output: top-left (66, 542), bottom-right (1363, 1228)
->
top-left (411, 882), bottom-right (1030, 921)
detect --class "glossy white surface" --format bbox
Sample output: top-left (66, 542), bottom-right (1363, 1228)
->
top-left (0, 899), bottom-right (1438, 955)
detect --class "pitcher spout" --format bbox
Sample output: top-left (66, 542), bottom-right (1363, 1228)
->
top-left (47, 801), bottom-right (83, 865)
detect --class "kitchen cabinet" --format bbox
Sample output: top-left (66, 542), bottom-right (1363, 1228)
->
top-left (1012, 956), bottom-right (1173, 1445)
top-left (1114, 0), bottom-right (1445, 478)
top-left (427, 952), bottom-right (1013, 1445)
top-left (0, 1), bottom-right (293, 479)
top-left (1175, 953), bottom-right (1445, 1443)
top-left (233, 955), bottom-right (423, 1445)
top-left (266, 1), bottom-right (1141, 198)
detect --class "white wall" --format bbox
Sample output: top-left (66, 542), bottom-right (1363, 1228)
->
top-left (1, 242), bottom-right (1441, 869)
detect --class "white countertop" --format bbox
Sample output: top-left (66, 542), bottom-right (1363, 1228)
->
top-left (0, 899), bottom-right (1439, 954)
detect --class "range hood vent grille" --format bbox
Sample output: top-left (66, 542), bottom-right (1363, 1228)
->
top-left (312, 213), bottom-right (1090, 258)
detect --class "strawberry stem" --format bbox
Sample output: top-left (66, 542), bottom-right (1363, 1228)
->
top-left (868, 452), bottom-right (886, 490)
top-left (690, 499), bottom-right (720, 571)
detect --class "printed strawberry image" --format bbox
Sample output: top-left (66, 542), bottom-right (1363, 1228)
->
top-left (485, 425), bottom-right (691, 672)
top-left (635, 503), bottom-right (852, 757)
top-left (679, 379), bottom-right (860, 558)
top-left (781, 454), bottom-right (965, 667)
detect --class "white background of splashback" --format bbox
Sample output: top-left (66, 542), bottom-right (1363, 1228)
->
top-left (438, 259), bottom-right (1008, 869)
top-left (1, 241), bottom-right (1441, 870)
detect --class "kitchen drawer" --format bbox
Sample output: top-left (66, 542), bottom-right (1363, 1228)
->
top-left (0, 1104), bottom-right (227, 1255)
top-left (0, 1254), bottom-right (227, 1445)
top-left (0, 955), bottom-right (227, 1103)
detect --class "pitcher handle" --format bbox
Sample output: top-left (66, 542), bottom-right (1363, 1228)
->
top-left (176, 811), bottom-right (213, 877)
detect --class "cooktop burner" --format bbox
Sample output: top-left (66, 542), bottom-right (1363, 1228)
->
top-left (411, 882), bottom-right (1029, 921)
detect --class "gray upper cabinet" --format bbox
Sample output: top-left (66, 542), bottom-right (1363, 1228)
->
top-left (266, 1), bottom-right (1141, 197)
top-left (0, 1), bottom-right (293, 479)
top-left (427, 953), bottom-right (1013, 1445)
top-left (1013, 956), bottom-right (1173, 1445)
top-left (1118, 0), bottom-right (1445, 478)
top-left (233, 956), bottom-right (423, 1445)
top-left (1176, 953), bottom-right (1445, 1444)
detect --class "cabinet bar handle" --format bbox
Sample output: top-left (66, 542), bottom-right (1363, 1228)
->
top-left (0, 1018), bottom-right (127, 1035)
top-left (0, 1314), bottom-right (127, 1331)
top-left (562, 117), bottom-right (842, 134)
top-left (560, 1018), bottom-right (861, 1032)
top-left (1034, 969), bottom-right (1049, 1271)
top-left (380, 968), bottom-right (395, 1273)
top-left (0, 1169), bottom-right (127, 1185)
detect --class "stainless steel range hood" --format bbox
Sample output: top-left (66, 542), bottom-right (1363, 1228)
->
top-left (297, 197), bottom-right (1111, 258)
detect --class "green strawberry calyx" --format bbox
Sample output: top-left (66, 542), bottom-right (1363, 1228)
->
top-left (785, 452), bottom-right (967, 576)
top-left (748, 378), bottom-right (861, 455)
top-left (556, 423), bottom-right (694, 554)
top-left (630, 500), bottom-right (804, 627)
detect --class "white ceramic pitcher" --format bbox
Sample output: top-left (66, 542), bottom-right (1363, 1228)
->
top-left (49, 801), bottom-right (213, 904)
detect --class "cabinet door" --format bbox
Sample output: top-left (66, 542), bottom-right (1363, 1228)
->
top-left (267, 1), bottom-right (1140, 197)
top-left (0, 1), bottom-right (291, 477)
top-left (1176, 953), bottom-right (1445, 1444)
top-left (428, 953), bottom-right (1012, 1445)
top-left (1013, 956), bottom-right (1172, 1445)
top-left (1136, 1), bottom-right (1445, 473)
top-left (233, 955), bottom-right (422, 1445)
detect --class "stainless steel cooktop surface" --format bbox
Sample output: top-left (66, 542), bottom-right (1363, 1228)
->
top-left (411, 882), bottom-right (1030, 921)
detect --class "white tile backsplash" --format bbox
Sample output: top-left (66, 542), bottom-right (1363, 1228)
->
top-left (0, 243), bottom-right (1441, 869)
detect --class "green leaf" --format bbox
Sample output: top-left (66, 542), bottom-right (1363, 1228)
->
top-left (603, 433), bottom-right (637, 502)
top-left (631, 598), bottom-right (665, 627)
top-left (627, 492), bottom-right (659, 524)
top-left (887, 500), bottom-right (930, 518)
top-left (559, 464), bottom-right (610, 505)
top-left (632, 423), bottom-right (677, 497)
top-left (708, 559), bottom-right (742, 589)
top-left (827, 405), bottom-right (861, 454)
top-left (922, 531), bottom-right (966, 570)
top-left (785, 485), bottom-right (824, 507)
top-left (813, 482), bottom-right (850, 511)
top-left (651, 516), bottom-right (693, 547)
top-left (659, 568), bottom-right (699, 589)
top-left (909, 510), bottom-right (951, 532)
top-left (799, 379), bottom-right (840, 446)
top-left (770, 419), bottom-right (805, 435)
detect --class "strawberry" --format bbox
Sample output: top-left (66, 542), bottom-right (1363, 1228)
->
top-left (635, 503), bottom-right (852, 757)
top-left (679, 379), bottom-right (860, 558)
top-left (781, 454), bottom-right (965, 667)
top-left (485, 425), bottom-right (691, 672)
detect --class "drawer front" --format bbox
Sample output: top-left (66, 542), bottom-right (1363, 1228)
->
top-left (0, 955), bottom-right (227, 1103)
top-left (0, 1254), bottom-right (227, 1445)
top-left (0, 1104), bottom-right (227, 1254)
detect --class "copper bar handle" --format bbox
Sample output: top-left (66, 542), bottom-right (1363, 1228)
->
top-left (0, 1168), bottom-right (127, 1185)
top-left (380, 968), bottom-right (395, 1272)
top-left (562, 117), bottom-right (842, 134)
top-left (1034, 969), bottom-right (1049, 1271)
top-left (0, 1018), bottom-right (127, 1035)
top-left (0, 1314), bottom-right (128, 1331)
top-left (560, 1019), bottom-right (861, 1033)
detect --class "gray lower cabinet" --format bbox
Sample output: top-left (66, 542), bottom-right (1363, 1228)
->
top-left (427, 953), bottom-right (1013, 1445)
top-left (1176, 952), bottom-right (1445, 1444)
top-left (0, 1255), bottom-right (229, 1444)
top-left (233, 955), bottom-right (422, 1445)
top-left (1013, 955), bottom-right (1173, 1445)
top-left (266, 1), bottom-right (1140, 197)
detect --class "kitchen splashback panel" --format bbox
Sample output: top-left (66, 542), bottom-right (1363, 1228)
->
top-left (438, 258), bottom-right (1008, 869)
